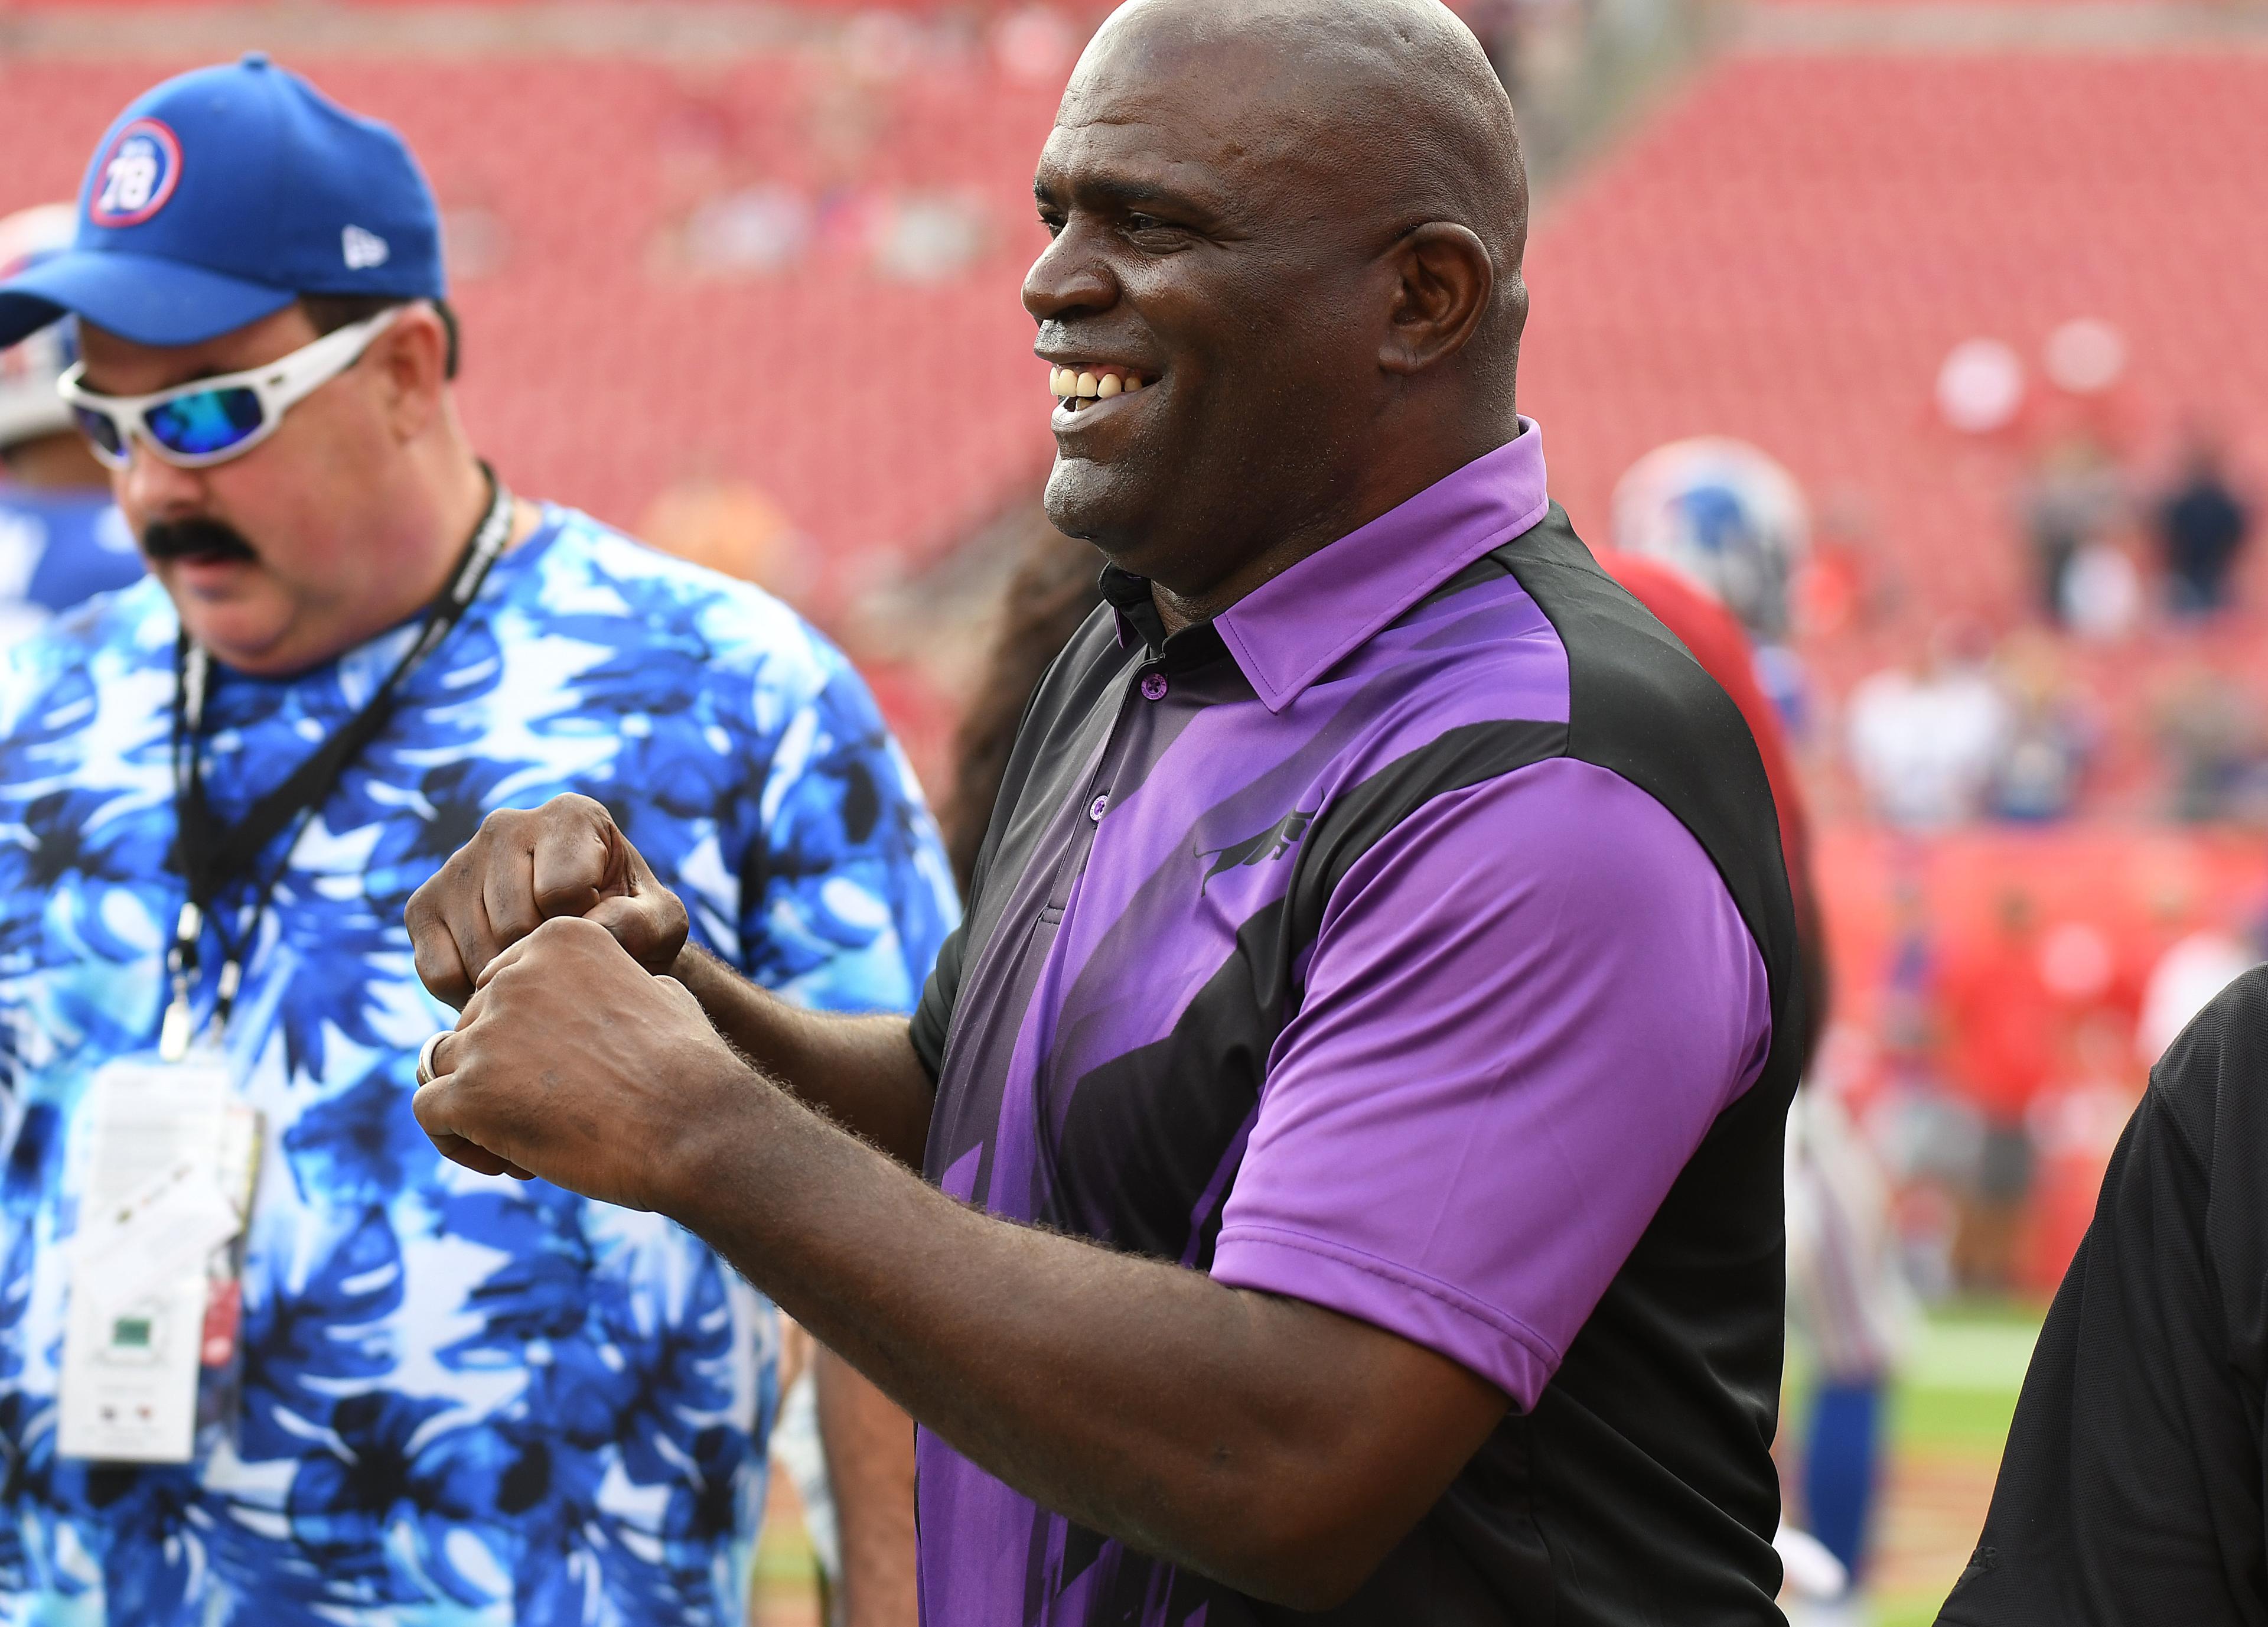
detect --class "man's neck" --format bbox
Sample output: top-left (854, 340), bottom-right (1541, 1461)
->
top-left (1147, 413), bottom-right (1520, 637)
top-left (335, 455), bottom-right (497, 656)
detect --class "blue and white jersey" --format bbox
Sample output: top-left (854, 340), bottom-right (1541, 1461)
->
top-left (0, 505), bottom-right (959, 1626)
top-left (0, 489), bottom-right (143, 649)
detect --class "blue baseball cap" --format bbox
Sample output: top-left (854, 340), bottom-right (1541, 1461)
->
top-left (0, 53), bottom-right (446, 350)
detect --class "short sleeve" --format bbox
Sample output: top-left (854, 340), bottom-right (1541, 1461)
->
top-left (1208, 756), bottom-right (1771, 1409)
top-left (731, 646), bottom-right (959, 1017)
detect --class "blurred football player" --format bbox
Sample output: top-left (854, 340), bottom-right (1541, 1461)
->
top-left (1614, 434), bottom-right (1814, 734)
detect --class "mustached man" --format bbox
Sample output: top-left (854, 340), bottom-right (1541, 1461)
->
top-left (0, 56), bottom-right (953, 1625)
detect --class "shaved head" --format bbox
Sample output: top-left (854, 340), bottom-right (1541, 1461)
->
top-left (1073, 0), bottom-right (1529, 365)
top-left (1025, 0), bottom-right (1532, 622)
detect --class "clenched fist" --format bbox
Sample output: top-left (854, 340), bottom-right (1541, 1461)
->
top-left (411, 916), bottom-right (749, 1211)
top-left (406, 794), bottom-right (688, 1009)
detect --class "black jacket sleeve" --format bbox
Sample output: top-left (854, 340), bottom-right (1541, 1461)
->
top-left (1937, 967), bottom-right (2268, 1626)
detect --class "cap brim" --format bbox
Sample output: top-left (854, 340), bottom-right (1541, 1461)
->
top-left (0, 249), bottom-right (296, 349)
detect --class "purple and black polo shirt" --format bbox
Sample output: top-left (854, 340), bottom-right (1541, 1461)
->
top-left (910, 424), bottom-right (1806, 1625)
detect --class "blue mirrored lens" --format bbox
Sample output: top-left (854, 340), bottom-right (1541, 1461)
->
top-left (70, 404), bottom-right (125, 458)
top-left (144, 388), bottom-right (264, 457)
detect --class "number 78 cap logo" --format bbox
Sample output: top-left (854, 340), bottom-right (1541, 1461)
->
top-left (0, 56), bottom-right (445, 351)
top-left (87, 119), bottom-right (183, 229)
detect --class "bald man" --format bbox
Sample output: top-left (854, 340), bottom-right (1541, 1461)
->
top-left (404, 2), bottom-right (1806, 1621)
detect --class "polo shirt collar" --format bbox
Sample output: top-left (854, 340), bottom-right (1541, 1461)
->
top-left (1103, 420), bottom-right (1549, 713)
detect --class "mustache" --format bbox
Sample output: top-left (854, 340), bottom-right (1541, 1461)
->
top-left (141, 516), bottom-right (259, 565)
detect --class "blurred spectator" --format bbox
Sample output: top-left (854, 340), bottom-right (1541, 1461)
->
top-left (2059, 533), bottom-right (2142, 642)
top-left (2153, 660), bottom-right (2268, 823)
top-left (871, 193), bottom-right (990, 283)
top-left (675, 185), bottom-right (813, 277)
top-left (2137, 920), bottom-right (2263, 1066)
top-left (1861, 876), bottom-right (1967, 1301)
top-left (1939, 890), bottom-right (2057, 1292)
top-left (2021, 434), bottom-right (2122, 626)
top-left (2022, 1011), bottom-right (2145, 1293)
top-left (1878, 877), bottom-right (1941, 1091)
top-left (2155, 434), bottom-right (2251, 618)
top-left (0, 203), bottom-right (143, 647)
top-left (1797, 490), bottom-right (1901, 640)
top-left (1988, 632), bottom-right (2093, 822)
top-left (1846, 633), bottom-right (2010, 828)
top-left (1785, 1073), bottom-right (1915, 1595)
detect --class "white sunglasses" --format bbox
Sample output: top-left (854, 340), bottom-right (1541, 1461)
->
top-left (58, 305), bottom-right (404, 471)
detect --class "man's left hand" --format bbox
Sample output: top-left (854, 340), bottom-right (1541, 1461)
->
top-left (412, 915), bottom-right (748, 1210)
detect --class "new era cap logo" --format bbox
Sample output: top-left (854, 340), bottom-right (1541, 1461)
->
top-left (88, 119), bottom-right (183, 229)
top-left (342, 225), bottom-right (389, 270)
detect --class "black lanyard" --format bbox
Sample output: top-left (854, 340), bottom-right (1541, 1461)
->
top-left (159, 470), bottom-right (515, 1061)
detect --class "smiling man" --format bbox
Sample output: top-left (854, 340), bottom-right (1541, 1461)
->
top-left (406, 1), bottom-right (1807, 1622)
top-left (0, 56), bottom-right (951, 1625)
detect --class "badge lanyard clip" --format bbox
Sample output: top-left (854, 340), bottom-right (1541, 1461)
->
top-left (159, 903), bottom-right (200, 1063)
top-left (159, 902), bottom-right (247, 1063)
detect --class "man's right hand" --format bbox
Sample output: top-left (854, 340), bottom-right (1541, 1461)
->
top-left (406, 793), bottom-right (689, 1009)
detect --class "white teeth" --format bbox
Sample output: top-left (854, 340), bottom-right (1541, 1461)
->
top-left (1051, 366), bottom-right (1149, 407)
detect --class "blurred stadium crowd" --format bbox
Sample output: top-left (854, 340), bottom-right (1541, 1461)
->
top-left (4, 0), bottom-right (2267, 1617)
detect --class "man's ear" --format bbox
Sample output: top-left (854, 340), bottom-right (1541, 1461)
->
top-left (1378, 222), bottom-right (1493, 377)
top-left (376, 304), bottom-right (452, 441)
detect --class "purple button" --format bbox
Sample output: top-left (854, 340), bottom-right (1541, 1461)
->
top-left (1140, 672), bottom-right (1168, 702)
top-left (1088, 793), bottom-right (1109, 823)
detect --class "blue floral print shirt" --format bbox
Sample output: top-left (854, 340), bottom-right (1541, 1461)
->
top-left (0, 506), bottom-right (959, 1626)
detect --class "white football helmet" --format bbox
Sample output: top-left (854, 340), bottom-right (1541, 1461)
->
top-left (1611, 437), bottom-right (1810, 642)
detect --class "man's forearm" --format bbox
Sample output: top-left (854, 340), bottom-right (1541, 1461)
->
top-left (670, 946), bottom-right (936, 1167)
top-left (667, 1059), bottom-right (1497, 1609)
